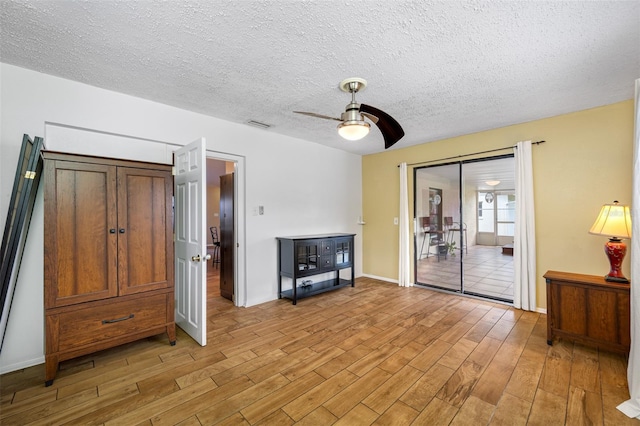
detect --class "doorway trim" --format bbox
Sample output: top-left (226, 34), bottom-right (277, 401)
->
top-left (206, 150), bottom-right (247, 307)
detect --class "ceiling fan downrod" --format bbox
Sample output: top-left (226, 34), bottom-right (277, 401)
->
top-left (340, 78), bottom-right (366, 123)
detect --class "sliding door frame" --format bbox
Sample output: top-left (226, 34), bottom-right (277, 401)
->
top-left (413, 154), bottom-right (515, 303)
top-left (413, 161), bottom-right (463, 292)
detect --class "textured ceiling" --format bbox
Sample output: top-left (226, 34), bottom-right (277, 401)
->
top-left (1, 1), bottom-right (639, 155)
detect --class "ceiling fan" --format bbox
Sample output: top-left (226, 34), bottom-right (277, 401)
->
top-left (294, 78), bottom-right (405, 149)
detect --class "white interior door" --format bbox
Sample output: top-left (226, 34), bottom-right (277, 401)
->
top-left (174, 138), bottom-right (207, 346)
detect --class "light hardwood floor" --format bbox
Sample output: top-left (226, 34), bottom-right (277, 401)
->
top-left (1, 273), bottom-right (637, 425)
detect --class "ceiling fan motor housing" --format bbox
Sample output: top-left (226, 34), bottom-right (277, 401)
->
top-left (341, 102), bottom-right (365, 122)
top-left (339, 100), bottom-right (371, 141)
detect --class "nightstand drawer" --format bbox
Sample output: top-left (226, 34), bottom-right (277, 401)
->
top-left (57, 294), bottom-right (167, 352)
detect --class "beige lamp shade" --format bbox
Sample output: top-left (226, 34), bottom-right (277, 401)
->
top-left (589, 201), bottom-right (632, 239)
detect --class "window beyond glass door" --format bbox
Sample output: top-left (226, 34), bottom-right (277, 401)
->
top-left (477, 191), bottom-right (515, 241)
top-left (496, 193), bottom-right (515, 237)
top-left (478, 192), bottom-right (495, 233)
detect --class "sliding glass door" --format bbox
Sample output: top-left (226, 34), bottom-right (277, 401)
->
top-left (414, 163), bottom-right (462, 292)
top-left (414, 156), bottom-right (515, 302)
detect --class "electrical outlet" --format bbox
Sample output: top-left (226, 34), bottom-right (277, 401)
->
top-left (258, 205), bottom-right (264, 215)
top-left (394, 217), bottom-right (398, 225)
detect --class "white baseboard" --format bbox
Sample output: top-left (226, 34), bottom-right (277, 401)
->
top-left (360, 275), bottom-right (549, 314)
top-left (360, 274), bottom-right (399, 284)
top-left (0, 355), bottom-right (44, 375)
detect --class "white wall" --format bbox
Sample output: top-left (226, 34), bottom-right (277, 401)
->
top-left (0, 64), bottom-right (363, 374)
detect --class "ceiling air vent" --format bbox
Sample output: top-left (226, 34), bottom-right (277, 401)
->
top-left (246, 120), bottom-right (271, 130)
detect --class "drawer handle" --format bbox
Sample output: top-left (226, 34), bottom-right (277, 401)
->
top-left (102, 314), bottom-right (134, 324)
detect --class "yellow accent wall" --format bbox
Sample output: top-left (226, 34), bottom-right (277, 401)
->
top-left (362, 100), bottom-right (634, 309)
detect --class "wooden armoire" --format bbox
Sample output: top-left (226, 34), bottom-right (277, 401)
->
top-left (43, 152), bottom-right (175, 386)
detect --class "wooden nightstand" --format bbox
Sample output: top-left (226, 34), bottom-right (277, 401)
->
top-left (544, 270), bottom-right (630, 354)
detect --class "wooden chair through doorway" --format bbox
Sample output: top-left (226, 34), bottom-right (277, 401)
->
top-left (419, 217), bottom-right (446, 261)
top-left (209, 226), bottom-right (221, 267)
top-left (447, 221), bottom-right (468, 254)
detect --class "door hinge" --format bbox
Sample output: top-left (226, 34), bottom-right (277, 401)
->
top-left (24, 170), bottom-right (36, 179)
top-left (171, 166), bottom-right (176, 176)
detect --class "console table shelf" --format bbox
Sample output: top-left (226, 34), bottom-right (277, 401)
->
top-left (544, 270), bottom-right (630, 354)
top-left (277, 233), bottom-right (355, 305)
top-left (280, 278), bottom-right (353, 300)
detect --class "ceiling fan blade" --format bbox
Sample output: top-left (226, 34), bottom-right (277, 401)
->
top-left (359, 104), bottom-right (405, 149)
top-left (294, 111), bottom-right (342, 122)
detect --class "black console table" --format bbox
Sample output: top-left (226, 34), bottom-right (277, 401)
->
top-left (276, 233), bottom-right (355, 305)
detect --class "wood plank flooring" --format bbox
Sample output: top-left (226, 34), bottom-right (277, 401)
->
top-left (1, 273), bottom-right (638, 425)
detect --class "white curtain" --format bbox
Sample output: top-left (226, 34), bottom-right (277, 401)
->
top-left (398, 162), bottom-right (412, 287)
top-left (617, 78), bottom-right (640, 419)
top-left (513, 140), bottom-right (537, 311)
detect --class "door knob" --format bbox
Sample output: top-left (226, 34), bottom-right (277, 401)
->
top-left (192, 253), bottom-right (212, 262)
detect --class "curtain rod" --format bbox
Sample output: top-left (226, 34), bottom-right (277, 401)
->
top-left (398, 140), bottom-right (545, 168)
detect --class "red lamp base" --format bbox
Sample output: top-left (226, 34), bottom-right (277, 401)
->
top-left (604, 238), bottom-right (629, 283)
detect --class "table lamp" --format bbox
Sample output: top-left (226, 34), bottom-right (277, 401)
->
top-left (589, 201), bottom-right (632, 283)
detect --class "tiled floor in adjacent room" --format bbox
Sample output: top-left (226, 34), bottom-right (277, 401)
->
top-left (416, 245), bottom-right (514, 301)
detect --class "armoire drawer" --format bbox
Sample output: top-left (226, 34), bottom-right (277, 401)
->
top-left (56, 294), bottom-right (168, 352)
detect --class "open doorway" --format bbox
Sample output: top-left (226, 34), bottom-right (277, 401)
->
top-left (205, 158), bottom-right (235, 304)
top-left (175, 143), bottom-right (245, 347)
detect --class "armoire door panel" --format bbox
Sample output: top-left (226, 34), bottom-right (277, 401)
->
top-left (45, 161), bottom-right (118, 308)
top-left (117, 168), bottom-right (173, 295)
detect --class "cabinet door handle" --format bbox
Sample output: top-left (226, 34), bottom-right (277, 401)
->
top-left (109, 229), bottom-right (116, 234)
top-left (102, 314), bottom-right (134, 324)
top-left (119, 229), bottom-right (125, 234)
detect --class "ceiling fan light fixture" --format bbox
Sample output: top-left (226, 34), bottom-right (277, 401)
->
top-left (338, 120), bottom-right (370, 141)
